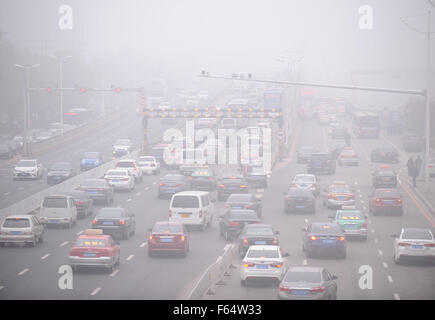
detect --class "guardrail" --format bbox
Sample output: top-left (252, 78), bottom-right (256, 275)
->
top-left (186, 243), bottom-right (236, 300)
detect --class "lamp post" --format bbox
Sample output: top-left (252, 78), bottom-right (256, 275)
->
top-left (14, 63), bottom-right (41, 156)
top-left (49, 55), bottom-right (72, 136)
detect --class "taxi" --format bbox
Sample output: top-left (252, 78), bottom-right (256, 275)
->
top-left (337, 147), bottom-right (359, 166)
top-left (322, 181), bottom-right (355, 209)
top-left (372, 165), bottom-right (397, 188)
top-left (329, 206), bottom-right (368, 241)
top-left (68, 229), bottom-right (120, 272)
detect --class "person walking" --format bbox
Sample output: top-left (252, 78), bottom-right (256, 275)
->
top-left (407, 156), bottom-right (418, 187)
top-left (415, 155), bottom-right (423, 177)
top-left (407, 156), bottom-right (414, 176)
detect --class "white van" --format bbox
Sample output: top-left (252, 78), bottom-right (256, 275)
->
top-left (39, 194), bottom-right (77, 228)
top-left (169, 191), bottom-right (215, 231)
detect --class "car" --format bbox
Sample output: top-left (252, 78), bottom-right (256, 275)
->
top-left (92, 207), bottom-right (135, 240)
top-left (369, 188), bottom-right (403, 216)
top-left (190, 167), bottom-right (216, 191)
top-left (169, 191), bottom-right (214, 231)
top-left (392, 228), bottom-right (435, 264)
top-left (39, 194), bottom-right (78, 228)
top-left (291, 174), bottom-right (320, 197)
top-left (327, 121), bottom-right (340, 135)
top-left (197, 118), bottom-right (216, 129)
top-left (329, 143), bottom-right (346, 160)
top-left (147, 221), bottom-right (189, 257)
top-left (318, 114), bottom-right (330, 125)
top-left (278, 266), bottom-right (338, 300)
top-left (283, 187), bottom-right (316, 214)
top-left (179, 148), bottom-right (207, 175)
top-left (115, 159), bottom-right (143, 182)
top-left (13, 159), bottom-right (44, 180)
top-left (243, 164), bottom-right (268, 188)
top-left (330, 125), bottom-right (348, 139)
top-left (225, 193), bottom-right (262, 218)
top-left (220, 118), bottom-right (237, 129)
top-left (80, 152), bottom-right (103, 171)
top-left (370, 147), bottom-right (399, 163)
top-left (337, 147), bottom-right (359, 166)
top-left (328, 206), bottom-right (368, 241)
top-left (63, 190), bottom-right (94, 219)
top-left (372, 166), bottom-right (398, 188)
top-left (217, 175), bottom-right (249, 201)
top-left (46, 162), bottom-right (75, 184)
top-left (78, 178), bottom-right (114, 205)
top-left (104, 169), bottom-right (135, 191)
top-left (237, 224), bottom-right (279, 258)
top-left (321, 181), bottom-right (355, 209)
top-left (68, 229), bottom-right (120, 272)
top-left (0, 143), bottom-right (13, 159)
top-left (112, 139), bottom-right (133, 157)
top-left (240, 245), bottom-right (289, 286)
top-left (402, 133), bottom-right (424, 152)
top-left (428, 158), bottom-right (435, 177)
top-left (151, 144), bottom-right (173, 166)
top-left (307, 153), bottom-right (336, 175)
top-left (302, 222), bottom-right (347, 258)
top-left (219, 209), bottom-right (260, 241)
top-left (0, 215), bottom-right (44, 247)
top-left (137, 156), bottom-right (161, 175)
top-left (297, 147), bottom-right (318, 164)
top-left (158, 174), bottom-right (187, 199)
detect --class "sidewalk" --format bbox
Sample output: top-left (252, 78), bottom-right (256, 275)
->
top-left (399, 172), bottom-right (435, 217)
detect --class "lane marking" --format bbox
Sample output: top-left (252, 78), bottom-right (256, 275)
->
top-left (110, 269), bottom-right (119, 277)
top-left (144, 187), bottom-right (150, 191)
top-left (40, 254), bottom-right (50, 260)
top-left (302, 259), bottom-right (307, 265)
top-left (18, 187), bottom-right (24, 191)
top-left (357, 189), bottom-right (361, 193)
top-left (126, 198), bottom-right (132, 202)
top-left (374, 239), bottom-right (379, 244)
top-left (135, 192), bottom-right (141, 196)
top-left (126, 254), bottom-right (134, 261)
top-left (394, 293), bottom-right (400, 300)
top-left (387, 275), bottom-right (393, 283)
top-left (153, 182), bottom-right (157, 185)
top-left (400, 179), bottom-right (435, 228)
top-left (371, 229), bottom-right (375, 233)
top-left (0, 286), bottom-right (4, 291)
top-left (368, 219), bottom-right (371, 224)
top-left (140, 242), bottom-right (147, 248)
top-left (76, 230), bottom-right (84, 236)
top-left (60, 241), bottom-right (68, 247)
top-left (4, 192), bottom-right (10, 196)
top-left (18, 268), bottom-right (29, 276)
top-left (90, 287), bottom-right (101, 296)
top-left (378, 249), bottom-right (383, 256)
top-left (257, 189), bottom-right (264, 193)
top-left (304, 219), bottom-right (309, 224)
top-left (382, 262), bottom-right (388, 268)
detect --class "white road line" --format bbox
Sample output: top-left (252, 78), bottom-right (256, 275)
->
top-left (387, 275), bottom-right (393, 283)
top-left (363, 207), bottom-right (367, 211)
top-left (374, 239), bottom-right (379, 244)
top-left (302, 259), bottom-right (307, 265)
top-left (359, 194), bottom-right (363, 198)
top-left (76, 230), bottom-right (84, 236)
top-left (368, 219), bottom-right (371, 224)
top-left (354, 182), bottom-right (358, 186)
top-left (394, 293), bottom-right (400, 300)
top-left (357, 189), bottom-right (361, 193)
top-left (257, 189), bottom-right (264, 193)
top-left (140, 242), bottom-right (147, 248)
top-left (136, 192), bottom-right (141, 196)
top-left (90, 287), bottom-right (101, 296)
top-left (60, 241), bottom-right (68, 247)
top-left (126, 254), bottom-right (134, 261)
top-left (18, 268), bottom-right (29, 276)
top-left (126, 198), bottom-right (132, 202)
top-left (361, 200), bottom-right (365, 204)
top-left (378, 249), bottom-right (383, 256)
top-left (0, 286), bottom-right (4, 291)
top-left (153, 182), bottom-right (157, 185)
top-left (144, 187), bottom-right (150, 191)
top-left (110, 269), bottom-right (119, 277)
top-left (371, 229), bottom-right (375, 233)
top-left (382, 262), bottom-right (388, 268)
top-left (40, 254), bottom-right (50, 260)
top-left (4, 192), bottom-right (10, 196)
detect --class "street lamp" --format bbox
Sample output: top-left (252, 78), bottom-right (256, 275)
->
top-left (49, 55), bottom-right (72, 136)
top-left (14, 63), bottom-right (41, 156)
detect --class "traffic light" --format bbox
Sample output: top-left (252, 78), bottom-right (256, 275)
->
top-left (115, 87), bottom-right (121, 93)
top-left (46, 87), bottom-right (52, 93)
top-left (80, 87), bottom-right (87, 93)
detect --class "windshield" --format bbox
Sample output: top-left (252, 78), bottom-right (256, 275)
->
top-left (247, 166), bottom-right (265, 174)
top-left (402, 229), bottom-right (433, 240)
top-left (377, 189), bottom-right (399, 198)
top-left (229, 211), bottom-right (258, 220)
top-left (245, 227), bottom-right (274, 236)
top-left (227, 194), bottom-right (252, 202)
top-left (311, 224), bottom-right (341, 235)
top-left (3, 218), bottom-right (30, 228)
top-left (330, 185), bottom-right (351, 193)
top-left (153, 224), bottom-right (183, 233)
top-left (247, 248), bottom-right (279, 259)
top-left (42, 197), bottom-right (67, 208)
top-left (172, 196), bottom-right (199, 208)
top-left (294, 176), bottom-right (315, 183)
top-left (16, 160), bottom-right (36, 167)
top-left (50, 162), bottom-right (70, 171)
top-left (97, 209), bottom-right (124, 218)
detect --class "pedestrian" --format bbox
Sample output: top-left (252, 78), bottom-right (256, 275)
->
top-left (415, 155), bottom-right (423, 177)
top-left (406, 156), bottom-right (414, 177)
top-left (411, 165), bottom-right (418, 187)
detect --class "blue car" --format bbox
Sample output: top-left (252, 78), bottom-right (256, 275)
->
top-left (157, 174), bottom-right (187, 199)
top-left (80, 152), bottom-right (104, 171)
top-left (302, 222), bottom-right (346, 259)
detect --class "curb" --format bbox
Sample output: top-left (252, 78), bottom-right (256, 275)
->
top-left (401, 177), bottom-right (435, 217)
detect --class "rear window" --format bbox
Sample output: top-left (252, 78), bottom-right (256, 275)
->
top-left (64, 191), bottom-right (87, 199)
top-left (139, 157), bottom-right (154, 162)
top-left (97, 209), bottom-right (124, 218)
top-left (227, 194), bottom-right (252, 202)
top-left (43, 197), bottom-right (67, 208)
top-left (83, 152), bottom-right (99, 159)
top-left (294, 175), bottom-right (315, 183)
top-left (402, 229), bottom-right (433, 240)
top-left (229, 211), bottom-right (258, 220)
top-left (222, 178), bottom-right (243, 184)
top-left (3, 218), bottom-right (30, 228)
top-left (117, 162), bottom-right (134, 168)
top-left (172, 196), bottom-right (200, 208)
top-left (330, 185), bottom-right (351, 193)
top-left (162, 175), bottom-right (183, 183)
top-left (311, 224), bottom-right (342, 235)
top-left (16, 160), bottom-right (36, 167)
top-left (153, 224), bottom-right (183, 233)
top-left (247, 166), bottom-right (265, 174)
top-left (75, 238), bottom-right (107, 247)
top-left (284, 271), bottom-right (322, 283)
top-left (310, 154), bottom-right (329, 160)
top-left (50, 162), bottom-right (71, 171)
top-left (82, 179), bottom-right (106, 188)
top-left (247, 248), bottom-right (279, 259)
top-left (376, 189), bottom-right (399, 198)
top-left (287, 188), bottom-right (312, 197)
top-left (245, 227), bottom-right (274, 236)
top-left (106, 170), bottom-right (128, 176)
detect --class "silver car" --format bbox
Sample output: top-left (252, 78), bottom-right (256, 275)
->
top-left (104, 169), bottom-right (135, 191)
top-left (0, 215), bottom-right (44, 247)
top-left (278, 266), bottom-right (338, 300)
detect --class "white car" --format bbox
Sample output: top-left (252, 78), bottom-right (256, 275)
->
top-left (240, 245), bottom-right (289, 286)
top-left (104, 169), bottom-right (135, 191)
top-left (291, 174), bottom-right (320, 197)
top-left (137, 156), bottom-right (161, 175)
top-left (13, 159), bottom-right (44, 180)
top-left (393, 228), bottom-right (435, 264)
top-left (115, 159), bottom-right (143, 182)
top-left (112, 139), bottom-right (133, 157)
top-left (39, 194), bottom-right (77, 228)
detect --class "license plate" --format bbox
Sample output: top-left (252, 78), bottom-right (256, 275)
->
top-left (19, 173), bottom-right (29, 176)
top-left (228, 187), bottom-right (236, 190)
top-left (382, 178), bottom-right (391, 181)
top-left (160, 238), bottom-right (173, 243)
top-left (296, 205), bottom-right (305, 208)
top-left (383, 200), bottom-right (394, 204)
top-left (232, 206), bottom-right (243, 209)
top-left (49, 220), bottom-right (60, 223)
top-left (344, 224), bottom-right (358, 230)
top-left (103, 221), bottom-right (114, 225)
top-left (411, 244), bottom-right (424, 250)
top-left (181, 213), bottom-right (190, 218)
top-left (256, 264), bottom-right (269, 269)
top-left (83, 253), bottom-right (96, 257)
top-left (112, 179), bottom-right (120, 183)
top-left (10, 231), bottom-right (21, 235)
top-left (292, 290), bottom-right (309, 295)
top-left (322, 239), bottom-right (335, 244)
top-left (88, 191), bottom-right (98, 195)
top-left (255, 241), bottom-right (266, 245)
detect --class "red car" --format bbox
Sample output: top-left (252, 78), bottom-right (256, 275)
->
top-left (148, 221), bottom-right (189, 257)
top-left (369, 188), bottom-right (403, 216)
top-left (68, 229), bottom-right (120, 272)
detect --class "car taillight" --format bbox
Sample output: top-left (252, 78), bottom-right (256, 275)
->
top-left (240, 184), bottom-right (248, 188)
top-left (199, 210), bottom-right (203, 217)
top-left (429, 165), bottom-right (433, 168)
top-left (121, 178), bottom-right (129, 181)
top-left (311, 286), bottom-right (325, 293)
top-left (149, 235), bottom-right (153, 241)
top-left (75, 201), bottom-right (83, 205)
top-left (424, 243), bottom-right (435, 247)
top-left (176, 184), bottom-right (183, 187)
top-left (133, 164), bottom-right (137, 171)
top-left (310, 236), bottom-right (318, 241)
top-left (375, 198), bottom-right (381, 203)
top-left (180, 235), bottom-right (185, 242)
top-left (92, 219), bottom-right (98, 224)
top-left (362, 223), bottom-right (367, 229)
top-left (229, 221), bottom-right (240, 227)
top-left (244, 204), bottom-right (253, 209)
top-left (397, 199), bottom-right (402, 203)
top-left (243, 262), bottom-right (255, 267)
top-left (159, 183), bottom-right (165, 186)
top-left (398, 242), bottom-right (411, 247)
top-left (348, 194), bottom-right (355, 200)
top-left (337, 236), bottom-right (345, 241)
top-left (242, 238), bottom-right (249, 245)
top-left (328, 194), bottom-right (334, 199)
top-left (271, 263), bottom-right (282, 268)
top-left (120, 220), bottom-right (125, 225)
top-left (279, 285), bottom-right (291, 292)
top-left (272, 238), bottom-right (279, 245)
top-left (218, 184), bottom-right (225, 188)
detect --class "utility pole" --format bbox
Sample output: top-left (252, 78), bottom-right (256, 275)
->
top-left (14, 63), bottom-right (40, 156)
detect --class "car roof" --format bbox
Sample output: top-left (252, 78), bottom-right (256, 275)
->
top-left (77, 234), bottom-right (111, 241)
top-left (172, 191), bottom-right (209, 196)
top-left (287, 266), bottom-right (323, 273)
top-left (248, 245), bottom-right (280, 251)
top-left (4, 215), bottom-right (32, 219)
top-left (245, 223), bottom-right (273, 229)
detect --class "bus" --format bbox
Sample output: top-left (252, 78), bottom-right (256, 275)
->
top-left (352, 111), bottom-right (380, 138)
top-left (263, 89), bottom-right (283, 112)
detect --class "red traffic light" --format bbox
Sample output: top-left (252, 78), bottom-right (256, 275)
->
top-left (46, 87), bottom-right (52, 93)
top-left (80, 87), bottom-right (87, 93)
top-left (115, 87), bottom-right (121, 93)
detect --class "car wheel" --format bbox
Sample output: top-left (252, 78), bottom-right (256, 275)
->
top-left (123, 229), bottom-right (130, 240)
top-left (241, 279), bottom-right (247, 287)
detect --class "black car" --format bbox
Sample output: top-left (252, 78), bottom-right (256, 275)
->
top-left (217, 175), bottom-right (249, 201)
top-left (297, 147), bottom-right (318, 164)
top-left (284, 187), bottom-right (316, 214)
top-left (91, 207), bottom-right (135, 240)
top-left (329, 143), bottom-right (346, 160)
top-left (219, 209), bottom-right (260, 241)
top-left (0, 143), bottom-right (13, 159)
top-left (63, 190), bottom-right (94, 218)
top-left (225, 193), bottom-right (262, 218)
top-left (370, 147), bottom-right (399, 163)
top-left (237, 224), bottom-right (279, 258)
top-left (302, 223), bottom-right (347, 258)
top-left (372, 167), bottom-right (397, 188)
top-left (47, 162), bottom-right (75, 184)
top-left (158, 174), bottom-right (187, 199)
top-left (190, 168), bottom-right (217, 191)
top-left (307, 153), bottom-right (336, 175)
top-left (78, 179), bottom-right (114, 205)
top-left (243, 164), bottom-right (268, 188)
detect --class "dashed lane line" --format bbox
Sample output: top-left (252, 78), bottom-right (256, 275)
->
top-left (374, 239), bottom-right (379, 244)
top-left (40, 254), bottom-right (50, 260)
top-left (378, 249), bottom-right (383, 256)
top-left (0, 286), bottom-right (4, 291)
top-left (144, 187), bottom-right (150, 191)
top-left (387, 275), bottom-right (394, 283)
top-left (18, 268), bottom-right (29, 276)
top-left (76, 230), bottom-right (84, 236)
top-left (126, 198), bottom-right (132, 202)
top-left (302, 260), bottom-right (307, 265)
top-left (136, 192), bottom-right (142, 196)
top-left (140, 242), bottom-right (147, 248)
top-left (60, 241), bottom-right (68, 247)
top-left (394, 293), bottom-right (400, 300)
top-left (382, 262), bottom-right (388, 269)
top-left (126, 254), bottom-right (134, 261)
top-left (90, 287), bottom-right (101, 296)
top-left (110, 269), bottom-right (119, 277)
